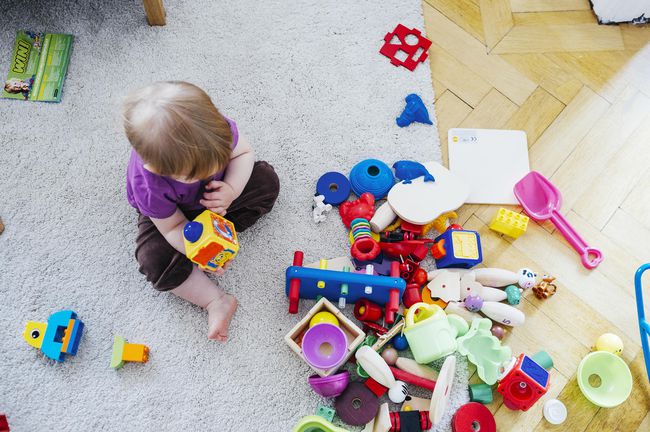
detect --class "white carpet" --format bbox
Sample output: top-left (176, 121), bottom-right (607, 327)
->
top-left (0, 1), bottom-right (466, 430)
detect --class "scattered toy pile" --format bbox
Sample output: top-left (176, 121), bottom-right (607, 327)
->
top-left (288, 157), bottom-right (634, 432)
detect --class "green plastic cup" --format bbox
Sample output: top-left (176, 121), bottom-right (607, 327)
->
top-left (577, 351), bottom-right (632, 408)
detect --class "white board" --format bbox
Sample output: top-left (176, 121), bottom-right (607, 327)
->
top-left (448, 128), bottom-right (530, 204)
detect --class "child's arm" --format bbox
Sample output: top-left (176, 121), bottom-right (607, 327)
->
top-left (150, 209), bottom-right (189, 254)
top-left (200, 134), bottom-right (255, 215)
top-left (150, 209), bottom-right (227, 275)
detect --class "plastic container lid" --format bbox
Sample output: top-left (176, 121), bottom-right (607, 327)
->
top-left (543, 399), bottom-right (567, 425)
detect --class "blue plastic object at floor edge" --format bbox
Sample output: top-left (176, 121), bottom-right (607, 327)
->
top-left (349, 159), bottom-right (394, 199)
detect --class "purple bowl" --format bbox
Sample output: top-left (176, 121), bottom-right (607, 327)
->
top-left (302, 323), bottom-right (348, 370)
top-left (308, 371), bottom-right (350, 397)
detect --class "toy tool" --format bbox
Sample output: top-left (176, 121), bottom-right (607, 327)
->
top-left (635, 263), bottom-right (650, 383)
top-left (183, 210), bottom-right (238, 270)
top-left (286, 251), bottom-right (405, 324)
top-left (514, 171), bottom-right (603, 269)
top-left (452, 403), bottom-right (496, 432)
top-left (379, 24), bottom-right (431, 71)
top-left (23, 310), bottom-right (84, 362)
top-left (316, 171), bottom-right (351, 205)
top-left (396, 94), bottom-right (432, 128)
top-left (110, 335), bottom-right (149, 369)
top-left (386, 161), bottom-right (469, 226)
top-left (577, 351), bottom-right (632, 408)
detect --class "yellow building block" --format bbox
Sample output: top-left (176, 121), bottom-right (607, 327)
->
top-left (489, 208), bottom-right (529, 239)
top-left (183, 210), bottom-right (239, 270)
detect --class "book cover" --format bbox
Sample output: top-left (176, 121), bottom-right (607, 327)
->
top-left (2, 31), bottom-right (73, 102)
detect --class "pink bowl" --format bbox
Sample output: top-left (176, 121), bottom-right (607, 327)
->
top-left (308, 371), bottom-right (350, 397)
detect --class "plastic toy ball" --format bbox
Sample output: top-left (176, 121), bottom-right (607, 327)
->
top-left (594, 333), bottom-right (624, 356)
top-left (388, 381), bottom-right (408, 403)
top-left (381, 347), bottom-right (398, 365)
top-left (392, 334), bottom-right (409, 351)
top-left (309, 311), bottom-right (340, 328)
top-left (490, 324), bottom-right (505, 340)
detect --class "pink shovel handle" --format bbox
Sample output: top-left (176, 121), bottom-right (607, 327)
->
top-left (550, 210), bottom-right (603, 269)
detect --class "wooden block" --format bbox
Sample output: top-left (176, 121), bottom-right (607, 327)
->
top-left (433, 90), bottom-right (472, 166)
top-left (493, 23), bottom-right (624, 54)
top-left (533, 377), bottom-right (599, 431)
top-left (284, 297), bottom-right (365, 377)
top-left (428, 43), bottom-right (493, 107)
top-left (603, 208), bottom-right (650, 264)
top-left (586, 353), bottom-right (650, 431)
top-left (549, 87), bottom-right (650, 212)
top-left (529, 85), bottom-right (609, 176)
top-left (504, 87), bottom-right (565, 146)
top-left (423, 5), bottom-right (537, 104)
top-left (512, 10), bottom-right (598, 25)
top-left (545, 51), bottom-right (629, 102)
top-left (423, 0), bottom-right (486, 43)
top-left (573, 115), bottom-right (650, 229)
top-left (459, 88), bottom-right (518, 129)
top-left (509, 0), bottom-right (591, 13)
top-left (479, 0), bottom-right (514, 50)
top-left (499, 53), bottom-right (583, 104)
top-left (621, 169), bottom-right (650, 231)
top-left (142, 0), bottom-right (166, 26)
top-left (494, 366), bottom-right (568, 431)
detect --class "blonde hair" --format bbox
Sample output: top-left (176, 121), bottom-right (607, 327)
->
top-left (122, 81), bottom-right (233, 180)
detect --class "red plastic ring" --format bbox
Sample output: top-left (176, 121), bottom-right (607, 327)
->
top-left (351, 237), bottom-right (381, 261)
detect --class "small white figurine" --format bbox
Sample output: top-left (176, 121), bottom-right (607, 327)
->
top-left (312, 194), bottom-right (332, 223)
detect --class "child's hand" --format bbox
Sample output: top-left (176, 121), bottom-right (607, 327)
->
top-left (203, 261), bottom-right (232, 276)
top-left (200, 181), bottom-right (236, 215)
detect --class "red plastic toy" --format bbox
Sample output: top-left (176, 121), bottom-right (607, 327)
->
top-left (0, 414), bottom-right (8, 432)
top-left (402, 283), bottom-right (423, 308)
top-left (354, 299), bottom-right (383, 322)
top-left (389, 365), bottom-right (436, 391)
top-left (452, 403), bottom-right (495, 432)
top-left (497, 353), bottom-right (551, 411)
top-left (379, 24), bottom-right (432, 72)
top-left (340, 193), bottom-right (375, 228)
top-left (380, 239), bottom-right (433, 261)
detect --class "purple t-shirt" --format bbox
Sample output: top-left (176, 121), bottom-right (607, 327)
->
top-left (126, 118), bottom-right (238, 219)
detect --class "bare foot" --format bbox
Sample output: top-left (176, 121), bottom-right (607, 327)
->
top-left (206, 294), bottom-right (238, 342)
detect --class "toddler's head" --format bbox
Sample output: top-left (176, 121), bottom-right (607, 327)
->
top-left (123, 81), bottom-right (233, 180)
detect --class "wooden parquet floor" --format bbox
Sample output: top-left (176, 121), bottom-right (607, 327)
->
top-left (421, 0), bottom-right (650, 430)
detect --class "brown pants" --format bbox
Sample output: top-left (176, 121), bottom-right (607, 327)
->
top-left (135, 161), bottom-right (280, 291)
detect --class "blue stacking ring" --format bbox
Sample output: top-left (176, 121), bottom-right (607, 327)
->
top-left (349, 159), bottom-right (394, 199)
top-left (316, 171), bottom-right (351, 205)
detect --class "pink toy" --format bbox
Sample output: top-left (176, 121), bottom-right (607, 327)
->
top-left (339, 193), bottom-right (375, 228)
top-left (308, 371), bottom-right (350, 397)
top-left (302, 324), bottom-right (348, 370)
top-left (514, 171), bottom-right (603, 269)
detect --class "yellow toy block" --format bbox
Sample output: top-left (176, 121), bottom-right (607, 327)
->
top-left (183, 210), bottom-right (239, 270)
top-left (489, 208), bottom-right (529, 239)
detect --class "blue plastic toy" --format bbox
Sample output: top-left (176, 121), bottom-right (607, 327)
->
top-left (286, 251), bottom-right (405, 324)
top-left (635, 263), bottom-right (650, 383)
top-left (392, 334), bottom-right (409, 351)
top-left (349, 159), bottom-right (394, 199)
top-left (431, 228), bottom-right (483, 269)
top-left (392, 160), bottom-right (435, 184)
top-left (396, 94), bottom-right (432, 127)
top-left (316, 171), bottom-right (351, 205)
top-left (23, 310), bottom-right (84, 362)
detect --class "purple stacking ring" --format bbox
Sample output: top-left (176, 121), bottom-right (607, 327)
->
top-left (308, 371), bottom-right (350, 398)
top-left (302, 323), bottom-right (348, 370)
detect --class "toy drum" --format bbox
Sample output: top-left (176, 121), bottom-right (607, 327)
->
top-left (403, 303), bottom-right (463, 364)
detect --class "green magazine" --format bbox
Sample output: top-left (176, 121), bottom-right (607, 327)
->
top-left (2, 31), bottom-right (73, 102)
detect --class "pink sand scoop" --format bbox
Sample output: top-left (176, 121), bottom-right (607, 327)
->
top-left (514, 171), bottom-right (603, 269)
